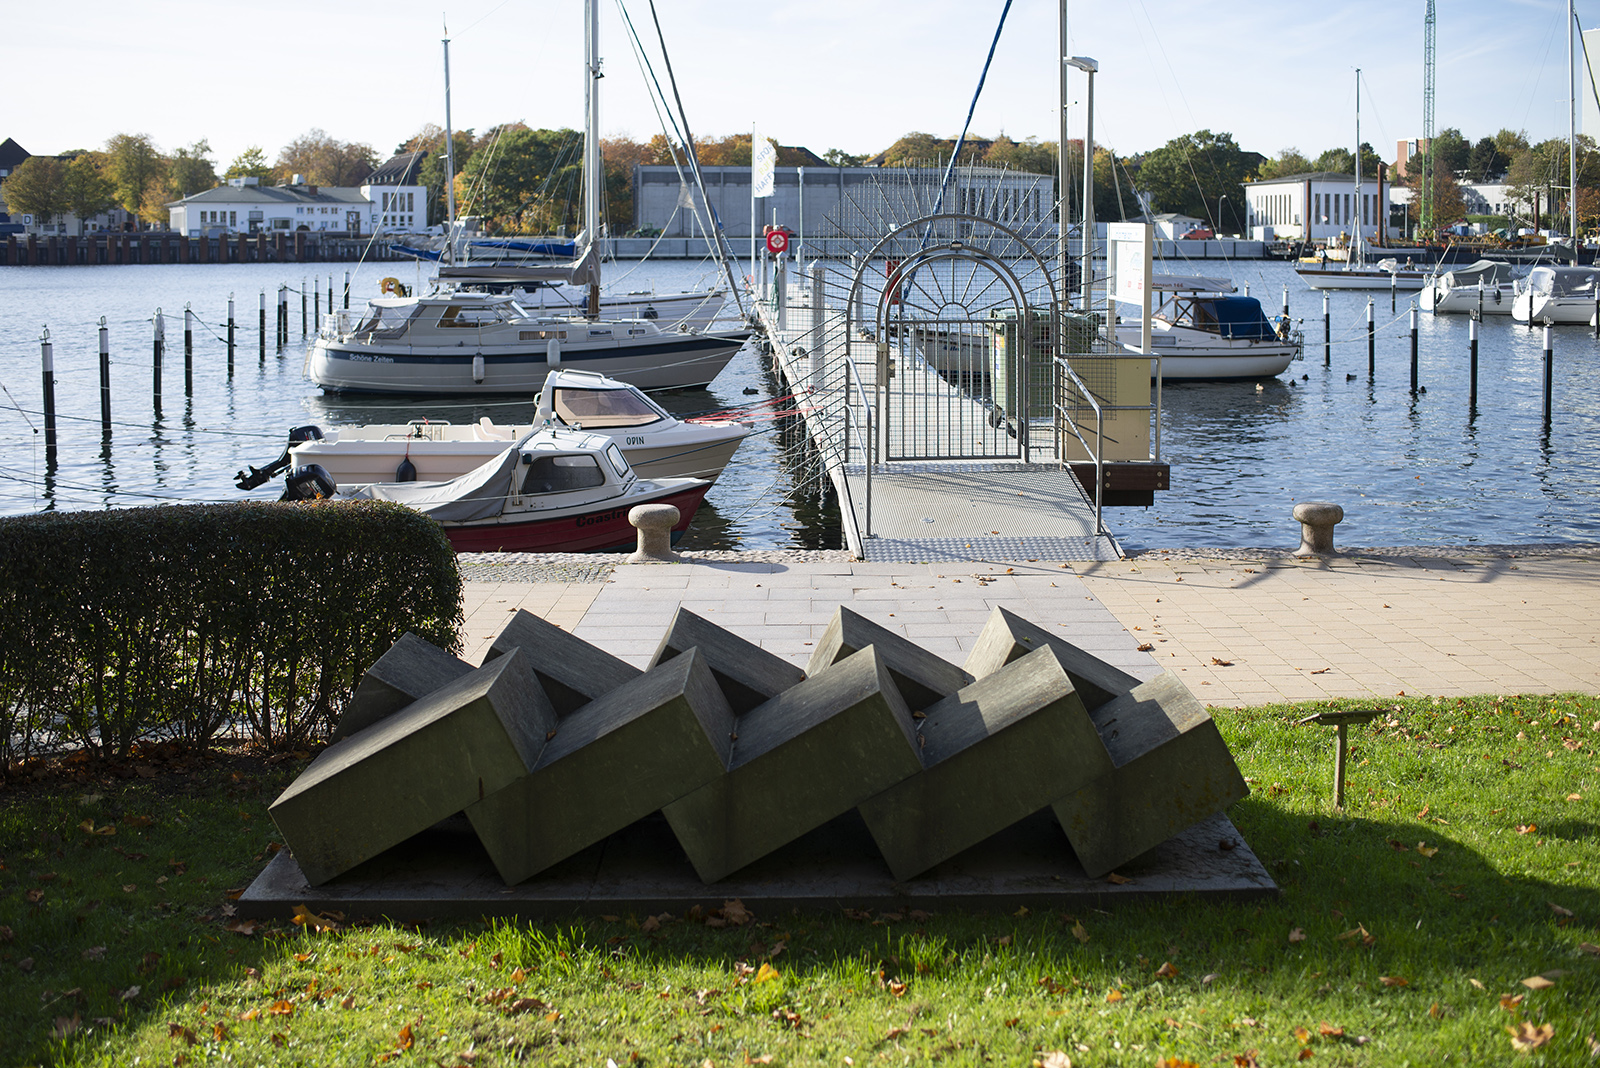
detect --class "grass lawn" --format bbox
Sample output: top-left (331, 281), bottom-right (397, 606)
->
top-left (1, 694), bottom-right (1596, 1067)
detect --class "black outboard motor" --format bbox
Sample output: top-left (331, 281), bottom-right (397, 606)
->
top-left (280, 464), bottom-right (336, 501)
top-left (236, 425), bottom-right (326, 490)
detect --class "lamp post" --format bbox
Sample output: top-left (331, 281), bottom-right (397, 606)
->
top-left (1065, 56), bottom-right (1097, 313)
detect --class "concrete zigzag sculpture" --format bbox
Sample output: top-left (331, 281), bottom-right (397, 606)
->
top-left (270, 605), bottom-right (1250, 888)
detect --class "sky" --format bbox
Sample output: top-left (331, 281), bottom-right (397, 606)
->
top-left (7, 0), bottom-right (1591, 172)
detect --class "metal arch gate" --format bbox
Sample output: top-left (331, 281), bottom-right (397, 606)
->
top-left (843, 213), bottom-right (1059, 463)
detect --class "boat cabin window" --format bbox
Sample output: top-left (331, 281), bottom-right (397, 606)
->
top-left (437, 304), bottom-right (510, 327)
top-left (605, 443), bottom-right (631, 478)
top-left (520, 453), bottom-right (607, 494)
top-left (552, 386), bottom-right (667, 428)
top-left (355, 305), bottom-right (420, 338)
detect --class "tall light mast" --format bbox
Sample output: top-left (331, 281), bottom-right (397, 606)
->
top-left (1421, 0), bottom-right (1436, 236)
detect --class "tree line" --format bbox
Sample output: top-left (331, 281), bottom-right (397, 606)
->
top-left (6, 123), bottom-right (1597, 238)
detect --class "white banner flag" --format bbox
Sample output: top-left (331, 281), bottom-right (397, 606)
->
top-left (752, 136), bottom-right (777, 199)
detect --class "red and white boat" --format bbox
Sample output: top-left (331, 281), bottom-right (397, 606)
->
top-left (281, 427), bottom-right (709, 553)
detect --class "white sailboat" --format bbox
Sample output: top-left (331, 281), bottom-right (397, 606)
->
top-left (1297, 70), bottom-right (1430, 291)
top-left (306, 4), bottom-right (748, 395)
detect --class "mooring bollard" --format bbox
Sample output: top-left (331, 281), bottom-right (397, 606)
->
top-left (1295, 709), bottom-right (1381, 809)
top-left (343, 270), bottom-right (350, 310)
top-left (278, 285), bottom-right (289, 349)
top-left (98, 317), bottom-right (111, 437)
top-left (1409, 304), bottom-right (1419, 393)
top-left (1322, 291), bottom-right (1330, 366)
top-left (1282, 284), bottom-right (1289, 320)
top-left (1366, 298), bottom-right (1375, 377)
top-left (314, 281), bottom-right (321, 328)
top-left (1543, 323), bottom-right (1554, 426)
top-left (152, 308), bottom-right (164, 416)
top-left (1390, 269), bottom-right (1397, 312)
top-left (301, 277), bottom-right (308, 337)
top-left (226, 293), bottom-right (236, 376)
top-left (1469, 314), bottom-right (1479, 409)
top-left (627, 503), bottom-right (682, 563)
top-left (259, 290), bottom-right (267, 362)
top-left (1293, 500), bottom-right (1344, 556)
top-left (184, 304), bottom-right (194, 394)
top-left (40, 328), bottom-right (57, 462)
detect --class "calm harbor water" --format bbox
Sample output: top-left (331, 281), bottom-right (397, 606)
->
top-left (1, 257), bottom-right (1597, 551)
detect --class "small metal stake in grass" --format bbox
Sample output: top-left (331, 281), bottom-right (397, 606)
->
top-left (1295, 709), bottom-right (1382, 808)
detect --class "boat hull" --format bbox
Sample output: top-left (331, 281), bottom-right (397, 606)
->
top-left (441, 481), bottom-right (710, 553)
top-left (1114, 325), bottom-right (1298, 380)
top-left (1511, 293), bottom-right (1598, 324)
top-left (1295, 267), bottom-right (1429, 290)
top-left (1146, 351), bottom-right (1297, 380)
top-left (295, 423), bottom-right (749, 485)
top-left (307, 331), bottom-right (751, 395)
top-left (1421, 284), bottom-right (1516, 314)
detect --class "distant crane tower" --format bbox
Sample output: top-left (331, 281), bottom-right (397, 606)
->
top-left (1421, 0), bottom-right (1436, 234)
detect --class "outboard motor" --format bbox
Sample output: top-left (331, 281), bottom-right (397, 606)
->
top-left (236, 425), bottom-right (326, 490)
top-left (280, 464), bottom-right (336, 501)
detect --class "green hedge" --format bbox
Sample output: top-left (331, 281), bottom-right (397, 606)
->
top-left (0, 500), bottom-right (462, 771)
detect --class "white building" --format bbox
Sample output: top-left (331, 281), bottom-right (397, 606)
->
top-left (168, 176), bottom-right (370, 235)
top-left (360, 151), bottom-right (429, 233)
top-left (1243, 171), bottom-right (1393, 243)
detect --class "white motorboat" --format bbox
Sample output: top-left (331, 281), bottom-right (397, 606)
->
top-left (278, 428), bottom-right (710, 554)
top-left (238, 368), bottom-right (752, 489)
top-left (1113, 275), bottom-right (1300, 380)
top-left (1420, 259), bottom-right (1522, 314)
top-left (1511, 264), bottom-right (1600, 324)
top-left (1295, 256), bottom-right (1430, 291)
top-left (305, 292), bottom-right (749, 395)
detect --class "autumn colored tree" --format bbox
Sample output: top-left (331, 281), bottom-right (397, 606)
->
top-left (1, 155), bottom-right (68, 225)
top-left (103, 133), bottom-right (163, 216)
top-left (1407, 165), bottom-right (1467, 230)
top-left (275, 129), bottom-right (377, 187)
top-left (62, 154), bottom-right (115, 232)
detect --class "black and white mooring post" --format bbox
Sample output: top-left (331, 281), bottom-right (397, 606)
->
top-left (1409, 304), bottom-right (1419, 393)
top-left (343, 271), bottom-right (351, 310)
top-left (40, 328), bottom-right (57, 462)
top-left (1282, 285), bottom-right (1289, 319)
top-left (1543, 324), bottom-right (1554, 426)
top-left (301, 277), bottom-right (308, 337)
top-left (1469, 314), bottom-right (1479, 409)
top-left (1322, 292), bottom-right (1330, 366)
top-left (277, 285), bottom-right (288, 349)
top-left (152, 308), bottom-right (164, 416)
top-left (183, 304), bottom-right (194, 394)
top-left (1367, 298), bottom-right (1376, 377)
top-left (314, 278), bottom-right (321, 327)
top-left (98, 317), bottom-right (111, 437)
top-left (1390, 269), bottom-right (1397, 312)
top-left (259, 290), bottom-right (267, 362)
top-left (226, 293), bottom-right (236, 375)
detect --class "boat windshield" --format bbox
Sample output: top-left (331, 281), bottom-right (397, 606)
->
top-left (437, 303), bottom-right (518, 327)
top-left (355, 304), bottom-right (421, 338)
top-left (552, 386), bottom-right (668, 428)
top-left (520, 453), bottom-right (607, 494)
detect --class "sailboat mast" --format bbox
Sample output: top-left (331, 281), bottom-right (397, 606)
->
top-left (443, 32), bottom-right (456, 267)
top-left (584, 0), bottom-right (602, 317)
top-left (1354, 69), bottom-right (1362, 259)
top-left (1571, 0), bottom-right (1579, 265)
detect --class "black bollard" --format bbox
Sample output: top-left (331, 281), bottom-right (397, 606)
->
top-left (314, 279), bottom-right (320, 330)
top-left (328, 277), bottom-right (335, 312)
top-left (184, 305), bottom-right (194, 395)
top-left (152, 309), bottom-right (164, 416)
top-left (1543, 324), bottom-right (1554, 426)
top-left (1322, 292), bottom-right (1330, 367)
top-left (1367, 298), bottom-right (1375, 378)
top-left (226, 293), bottom-right (235, 376)
top-left (301, 277), bottom-right (308, 337)
top-left (259, 290), bottom-right (267, 362)
top-left (1390, 270), bottom-right (1397, 312)
top-left (1282, 285), bottom-right (1289, 320)
top-left (98, 317), bottom-right (111, 437)
top-left (1409, 305), bottom-right (1419, 393)
top-left (40, 329), bottom-right (57, 462)
top-left (1468, 314), bottom-right (1479, 409)
top-left (343, 270), bottom-right (350, 310)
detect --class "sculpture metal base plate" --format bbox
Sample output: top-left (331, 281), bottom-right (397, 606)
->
top-left (239, 810), bottom-right (1276, 920)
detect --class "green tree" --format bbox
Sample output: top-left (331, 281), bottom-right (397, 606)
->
top-left (224, 146), bottom-right (274, 182)
top-left (62, 154), bottom-right (115, 233)
top-left (878, 132), bottom-right (947, 167)
top-left (1430, 127), bottom-right (1471, 176)
top-left (401, 124), bottom-right (479, 226)
top-left (1254, 148), bottom-right (1313, 181)
top-left (822, 148), bottom-right (866, 167)
top-left (1, 156), bottom-right (68, 225)
top-left (1469, 137), bottom-right (1509, 182)
top-left (459, 126), bottom-right (583, 234)
top-left (1493, 128), bottom-right (1530, 159)
top-left (1407, 164), bottom-right (1467, 229)
top-left (167, 139), bottom-right (217, 197)
top-left (104, 133), bottom-right (163, 217)
top-left (275, 129), bottom-right (377, 186)
top-left (1134, 130), bottom-right (1253, 222)
top-left (1311, 142), bottom-right (1384, 178)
